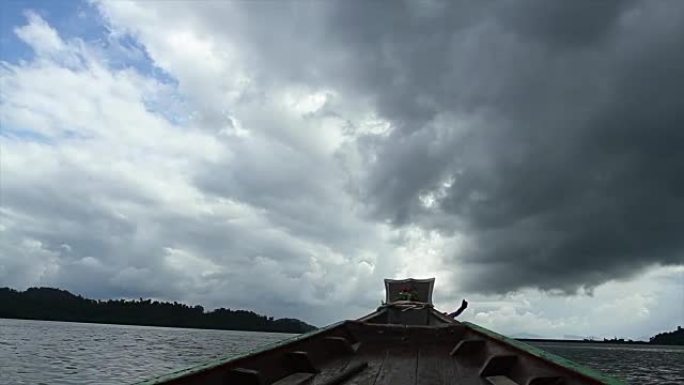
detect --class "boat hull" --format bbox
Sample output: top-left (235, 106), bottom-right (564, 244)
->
top-left (136, 306), bottom-right (624, 385)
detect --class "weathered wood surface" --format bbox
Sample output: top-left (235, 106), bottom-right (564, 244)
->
top-left (372, 346), bottom-right (417, 385)
top-left (417, 345), bottom-right (458, 385)
top-left (342, 345), bottom-right (386, 385)
top-left (136, 307), bottom-right (624, 385)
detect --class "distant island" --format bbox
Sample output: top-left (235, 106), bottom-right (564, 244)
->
top-left (649, 326), bottom-right (684, 345)
top-left (519, 326), bottom-right (684, 346)
top-left (0, 287), bottom-right (316, 333)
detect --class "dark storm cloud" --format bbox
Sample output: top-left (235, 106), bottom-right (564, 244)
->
top-left (311, 0), bottom-right (684, 292)
top-left (497, 0), bottom-right (631, 48)
top-left (148, 0), bottom-right (684, 294)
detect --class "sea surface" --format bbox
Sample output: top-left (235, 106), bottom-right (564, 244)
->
top-left (528, 341), bottom-right (684, 385)
top-left (1, 318), bottom-right (682, 385)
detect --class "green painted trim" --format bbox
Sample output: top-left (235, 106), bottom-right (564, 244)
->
top-left (134, 321), bottom-right (345, 385)
top-left (462, 322), bottom-right (626, 385)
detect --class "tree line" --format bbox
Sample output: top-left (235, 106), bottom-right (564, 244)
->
top-left (649, 326), bottom-right (684, 345)
top-left (590, 327), bottom-right (684, 345)
top-left (0, 287), bottom-right (315, 333)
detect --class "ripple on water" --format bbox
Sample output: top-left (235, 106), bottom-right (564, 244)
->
top-left (529, 342), bottom-right (684, 385)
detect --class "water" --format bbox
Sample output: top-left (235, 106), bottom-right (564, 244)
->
top-left (1, 319), bottom-right (682, 385)
top-left (0, 319), bottom-right (292, 385)
top-left (529, 341), bottom-right (684, 385)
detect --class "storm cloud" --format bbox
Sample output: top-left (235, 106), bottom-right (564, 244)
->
top-left (303, 0), bottom-right (684, 293)
top-left (394, 1), bottom-right (684, 293)
top-left (1, 0), bottom-right (683, 333)
top-left (157, 0), bottom-right (684, 293)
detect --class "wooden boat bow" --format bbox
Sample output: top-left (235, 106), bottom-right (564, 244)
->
top-left (135, 278), bottom-right (625, 385)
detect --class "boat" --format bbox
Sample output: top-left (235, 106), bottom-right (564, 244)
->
top-left (136, 278), bottom-right (624, 385)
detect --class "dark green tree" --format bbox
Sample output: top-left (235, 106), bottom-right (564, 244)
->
top-left (0, 287), bottom-right (315, 333)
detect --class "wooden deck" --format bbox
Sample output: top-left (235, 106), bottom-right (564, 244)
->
top-left (137, 317), bottom-right (621, 385)
top-left (311, 343), bottom-right (464, 385)
top-left (252, 322), bottom-right (588, 385)
top-left (136, 283), bottom-right (624, 385)
top-left (322, 323), bottom-right (566, 385)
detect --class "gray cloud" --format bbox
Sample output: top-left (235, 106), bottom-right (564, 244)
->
top-left (214, 0), bottom-right (682, 293)
top-left (333, 1), bottom-right (684, 292)
top-left (90, 0), bottom-right (684, 295)
top-left (2, 0), bottom-right (684, 333)
top-left (496, 0), bottom-right (631, 48)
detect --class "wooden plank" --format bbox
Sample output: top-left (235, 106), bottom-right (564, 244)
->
top-left (526, 377), bottom-right (564, 385)
top-left (450, 349), bottom-right (483, 385)
top-left (224, 368), bottom-right (264, 385)
top-left (480, 355), bottom-right (518, 377)
top-left (486, 375), bottom-right (520, 385)
top-left (309, 355), bottom-right (353, 385)
top-left (318, 362), bottom-right (368, 385)
top-left (344, 345), bottom-right (388, 385)
top-left (322, 336), bottom-right (357, 355)
top-left (372, 346), bottom-right (418, 385)
top-left (415, 345), bottom-right (452, 385)
top-left (450, 339), bottom-right (486, 357)
top-left (284, 351), bottom-right (319, 373)
top-left (271, 372), bottom-right (316, 385)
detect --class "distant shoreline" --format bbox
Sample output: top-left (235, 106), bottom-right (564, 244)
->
top-left (3, 287), bottom-right (682, 345)
top-left (518, 328), bottom-right (683, 346)
top-left (518, 338), bottom-right (649, 345)
top-left (0, 287), bottom-right (317, 334)
top-left (0, 316), bottom-right (301, 334)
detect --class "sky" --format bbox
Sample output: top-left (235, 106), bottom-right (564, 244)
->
top-left (0, 0), bottom-right (682, 339)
